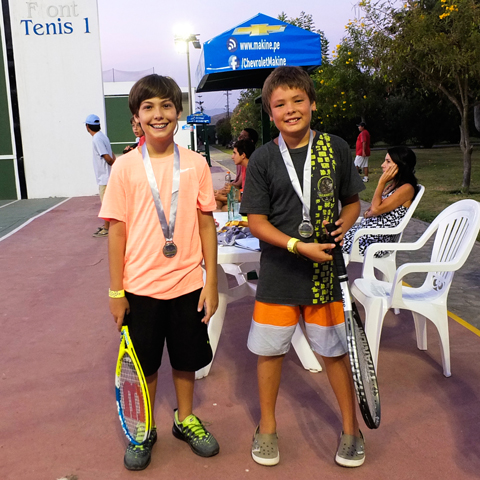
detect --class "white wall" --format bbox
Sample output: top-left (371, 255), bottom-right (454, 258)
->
top-left (9, 0), bottom-right (104, 198)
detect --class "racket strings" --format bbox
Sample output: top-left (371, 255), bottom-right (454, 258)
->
top-left (353, 324), bottom-right (380, 425)
top-left (119, 354), bottom-right (147, 439)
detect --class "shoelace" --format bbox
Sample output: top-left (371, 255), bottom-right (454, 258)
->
top-left (181, 416), bottom-right (207, 439)
top-left (135, 423), bottom-right (146, 442)
top-left (128, 443), bottom-right (145, 452)
top-left (129, 427), bottom-right (155, 452)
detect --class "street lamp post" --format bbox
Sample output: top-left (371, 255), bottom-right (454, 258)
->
top-left (174, 31), bottom-right (201, 151)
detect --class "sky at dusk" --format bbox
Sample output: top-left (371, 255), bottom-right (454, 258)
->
top-left (97, 0), bottom-right (361, 113)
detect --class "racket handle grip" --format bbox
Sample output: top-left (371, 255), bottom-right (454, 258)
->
top-left (325, 223), bottom-right (347, 276)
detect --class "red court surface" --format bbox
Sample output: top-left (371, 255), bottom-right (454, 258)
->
top-left (1, 196), bottom-right (480, 480)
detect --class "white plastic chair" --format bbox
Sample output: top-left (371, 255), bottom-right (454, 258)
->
top-left (351, 199), bottom-right (480, 377)
top-left (222, 262), bottom-right (323, 373)
top-left (344, 184), bottom-right (425, 283)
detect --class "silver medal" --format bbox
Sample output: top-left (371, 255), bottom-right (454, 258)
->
top-left (142, 143), bottom-right (180, 260)
top-left (163, 241), bottom-right (178, 258)
top-left (278, 131), bottom-right (315, 239)
top-left (298, 220), bottom-right (314, 238)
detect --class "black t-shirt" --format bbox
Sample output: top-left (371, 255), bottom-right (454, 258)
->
top-left (240, 131), bottom-right (364, 305)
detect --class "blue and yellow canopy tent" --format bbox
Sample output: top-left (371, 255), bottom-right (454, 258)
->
top-left (195, 13), bottom-right (322, 142)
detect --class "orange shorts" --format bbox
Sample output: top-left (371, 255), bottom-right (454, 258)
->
top-left (247, 301), bottom-right (347, 358)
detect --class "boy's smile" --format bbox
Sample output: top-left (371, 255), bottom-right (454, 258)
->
top-left (134, 97), bottom-right (180, 151)
top-left (269, 87), bottom-right (316, 147)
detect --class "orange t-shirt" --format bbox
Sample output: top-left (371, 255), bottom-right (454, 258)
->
top-left (99, 146), bottom-right (216, 299)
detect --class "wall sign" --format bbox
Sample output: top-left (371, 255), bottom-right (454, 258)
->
top-left (20, 2), bottom-right (91, 35)
top-left (7, 0), bottom-right (105, 198)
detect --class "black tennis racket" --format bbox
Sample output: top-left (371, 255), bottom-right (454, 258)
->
top-left (326, 223), bottom-right (381, 429)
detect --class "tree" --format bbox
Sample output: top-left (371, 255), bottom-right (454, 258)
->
top-left (230, 89), bottom-right (262, 140)
top-left (216, 117), bottom-right (232, 146)
top-left (311, 37), bottom-right (387, 143)
top-left (475, 104), bottom-right (480, 134)
top-left (352, 0), bottom-right (480, 192)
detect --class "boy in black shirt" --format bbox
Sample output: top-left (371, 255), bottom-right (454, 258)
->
top-left (241, 66), bottom-right (365, 468)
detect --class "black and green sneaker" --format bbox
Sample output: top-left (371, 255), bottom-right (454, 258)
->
top-left (172, 409), bottom-right (219, 457)
top-left (124, 427), bottom-right (157, 471)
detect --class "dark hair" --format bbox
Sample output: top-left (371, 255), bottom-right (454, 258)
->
top-left (234, 139), bottom-right (255, 159)
top-left (130, 116), bottom-right (136, 125)
top-left (262, 66), bottom-right (316, 116)
top-left (129, 74), bottom-right (183, 115)
top-left (387, 146), bottom-right (418, 193)
top-left (87, 124), bottom-right (100, 132)
top-left (242, 128), bottom-right (258, 144)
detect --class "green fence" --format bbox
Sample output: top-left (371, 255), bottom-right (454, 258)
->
top-left (0, 27), bottom-right (16, 200)
top-left (105, 96), bottom-right (136, 154)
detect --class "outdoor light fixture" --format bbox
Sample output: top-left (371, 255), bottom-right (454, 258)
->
top-left (174, 25), bottom-right (201, 150)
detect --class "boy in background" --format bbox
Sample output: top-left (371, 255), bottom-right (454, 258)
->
top-left (85, 114), bottom-right (115, 237)
top-left (231, 138), bottom-right (254, 192)
top-left (232, 128), bottom-right (258, 188)
top-left (99, 75), bottom-right (219, 471)
top-left (214, 139), bottom-right (254, 210)
top-left (123, 116), bottom-right (144, 154)
top-left (241, 66), bottom-right (366, 468)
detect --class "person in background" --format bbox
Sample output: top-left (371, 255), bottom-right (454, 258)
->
top-left (123, 116), bottom-right (145, 154)
top-left (85, 114), bottom-right (116, 237)
top-left (232, 128), bottom-right (258, 188)
top-left (354, 122), bottom-right (370, 183)
top-left (214, 139), bottom-right (254, 210)
top-left (342, 146), bottom-right (418, 257)
top-left (232, 138), bottom-right (255, 191)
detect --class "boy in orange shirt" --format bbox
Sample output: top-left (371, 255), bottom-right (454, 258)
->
top-left (100, 74), bottom-right (219, 471)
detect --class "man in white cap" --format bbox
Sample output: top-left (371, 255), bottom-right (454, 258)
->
top-left (85, 114), bottom-right (116, 237)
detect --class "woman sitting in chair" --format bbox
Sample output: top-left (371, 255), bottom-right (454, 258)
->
top-left (342, 146), bottom-right (419, 258)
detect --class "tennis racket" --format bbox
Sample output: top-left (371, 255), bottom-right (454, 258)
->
top-left (326, 223), bottom-right (381, 429)
top-left (115, 326), bottom-right (152, 444)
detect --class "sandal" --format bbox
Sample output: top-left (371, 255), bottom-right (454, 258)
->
top-left (251, 425), bottom-right (279, 466)
top-left (335, 430), bottom-right (365, 467)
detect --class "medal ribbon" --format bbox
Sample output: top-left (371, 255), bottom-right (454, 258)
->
top-left (278, 130), bottom-right (314, 225)
top-left (142, 142), bottom-right (180, 243)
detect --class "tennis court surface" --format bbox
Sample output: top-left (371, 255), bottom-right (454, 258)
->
top-left (1, 195), bottom-right (480, 480)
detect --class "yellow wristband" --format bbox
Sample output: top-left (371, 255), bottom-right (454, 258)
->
top-left (287, 237), bottom-right (300, 254)
top-left (109, 289), bottom-right (125, 298)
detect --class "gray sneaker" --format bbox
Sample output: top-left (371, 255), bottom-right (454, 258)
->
top-left (124, 427), bottom-right (157, 471)
top-left (93, 227), bottom-right (108, 237)
top-left (251, 426), bottom-right (279, 466)
top-left (335, 431), bottom-right (365, 467)
top-left (172, 409), bottom-right (219, 457)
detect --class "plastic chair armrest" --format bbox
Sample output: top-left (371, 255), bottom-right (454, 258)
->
top-left (389, 261), bottom-right (457, 305)
top-left (362, 240), bottom-right (427, 280)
